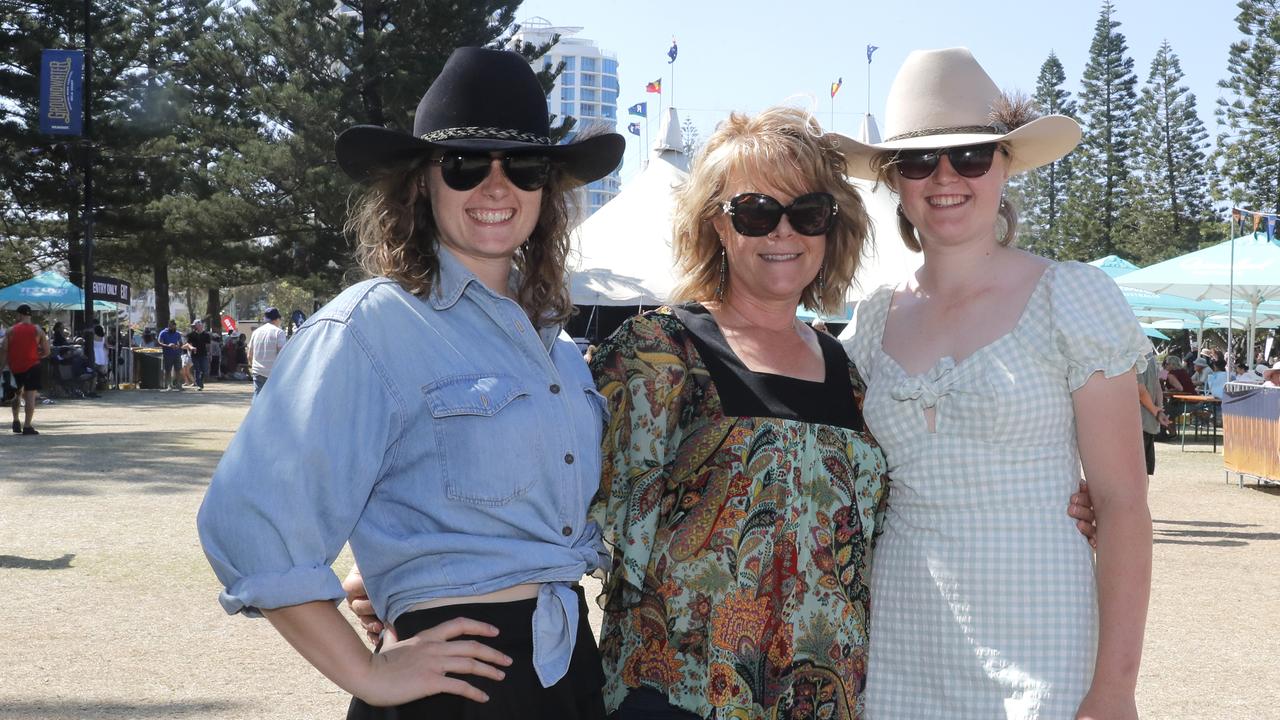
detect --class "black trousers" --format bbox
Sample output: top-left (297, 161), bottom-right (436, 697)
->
top-left (346, 587), bottom-right (605, 720)
top-left (1143, 431), bottom-right (1156, 476)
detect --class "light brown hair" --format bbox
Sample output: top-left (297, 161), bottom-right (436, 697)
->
top-left (347, 159), bottom-right (578, 326)
top-left (869, 144), bottom-right (1019, 252)
top-left (669, 106), bottom-right (870, 313)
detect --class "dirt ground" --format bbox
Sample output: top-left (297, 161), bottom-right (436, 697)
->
top-left (1, 381), bottom-right (1276, 719)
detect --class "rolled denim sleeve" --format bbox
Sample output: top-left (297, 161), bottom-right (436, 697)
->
top-left (197, 317), bottom-right (402, 616)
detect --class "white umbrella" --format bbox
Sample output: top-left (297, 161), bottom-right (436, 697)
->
top-left (1118, 232), bottom-right (1280, 361)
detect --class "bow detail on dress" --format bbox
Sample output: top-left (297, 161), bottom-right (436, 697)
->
top-left (890, 357), bottom-right (958, 408)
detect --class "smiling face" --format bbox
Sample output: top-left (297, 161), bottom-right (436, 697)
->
top-left (894, 144), bottom-right (1009, 250)
top-left (712, 167), bottom-right (827, 308)
top-left (426, 154), bottom-right (543, 272)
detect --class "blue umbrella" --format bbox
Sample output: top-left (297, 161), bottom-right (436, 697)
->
top-left (0, 271), bottom-right (115, 312)
top-left (1118, 232), bottom-right (1280, 360)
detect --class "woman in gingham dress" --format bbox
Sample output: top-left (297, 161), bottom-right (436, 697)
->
top-left (838, 49), bottom-right (1152, 719)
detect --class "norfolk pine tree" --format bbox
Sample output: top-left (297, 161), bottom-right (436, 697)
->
top-left (1215, 0), bottom-right (1280, 217)
top-left (1118, 41), bottom-right (1215, 266)
top-left (1060, 1), bottom-right (1138, 260)
top-left (1011, 52), bottom-right (1077, 259)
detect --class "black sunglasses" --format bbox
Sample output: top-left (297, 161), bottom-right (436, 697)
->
top-left (721, 192), bottom-right (838, 237)
top-left (891, 143), bottom-right (1003, 180)
top-left (433, 153), bottom-right (553, 192)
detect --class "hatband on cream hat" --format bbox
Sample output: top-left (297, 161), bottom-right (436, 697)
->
top-left (836, 47), bottom-right (1082, 180)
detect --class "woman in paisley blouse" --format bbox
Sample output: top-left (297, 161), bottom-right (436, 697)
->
top-left (590, 106), bottom-right (887, 719)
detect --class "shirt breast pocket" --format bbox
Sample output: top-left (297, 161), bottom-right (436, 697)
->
top-left (423, 374), bottom-right (542, 506)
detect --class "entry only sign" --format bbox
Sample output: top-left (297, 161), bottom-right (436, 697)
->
top-left (89, 276), bottom-right (130, 304)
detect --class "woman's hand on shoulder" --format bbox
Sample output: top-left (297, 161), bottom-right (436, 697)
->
top-left (355, 616), bottom-right (513, 706)
top-left (1069, 479), bottom-right (1098, 549)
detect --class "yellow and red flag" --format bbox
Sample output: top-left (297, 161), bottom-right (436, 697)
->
top-left (830, 77), bottom-right (843, 98)
top-left (646, 78), bottom-right (662, 94)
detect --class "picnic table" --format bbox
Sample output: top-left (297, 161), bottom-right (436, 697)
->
top-left (1169, 393), bottom-right (1221, 453)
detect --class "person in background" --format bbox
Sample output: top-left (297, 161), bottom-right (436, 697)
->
top-left (2, 304), bottom-right (51, 435)
top-left (90, 324), bottom-right (108, 396)
top-left (1190, 355), bottom-right (1212, 391)
top-left (186, 320), bottom-right (212, 391)
top-left (158, 320), bottom-right (184, 391)
top-left (1234, 361), bottom-right (1263, 384)
top-left (222, 333), bottom-right (239, 378)
top-left (234, 334), bottom-right (249, 376)
top-left (246, 308), bottom-right (287, 397)
top-left (1262, 362), bottom-right (1280, 388)
top-left (1206, 358), bottom-right (1230, 399)
top-left (1164, 355), bottom-right (1195, 395)
top-left (1136, 352), bottom-right (1170, 474)
top-left (210, 332), bottom-right (223, 380)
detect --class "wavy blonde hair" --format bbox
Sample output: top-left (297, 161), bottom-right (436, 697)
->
top-left (347, 158), bottom-right (578, 326)
top-left (669, 107), bottom-right (869, 314)
top-left (869, 144), bottom-right (1019, 252)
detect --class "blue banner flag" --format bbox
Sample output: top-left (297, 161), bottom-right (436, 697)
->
top-left (867, 44), bottom-right (880, 63)
top-left (628, 102), bottom-right (647, 118)
top-left (1268, 215), bottom-right (1277, 242)
top-left (627, 122), bottom-right (641, 136)
top-left (668, 40), bottom-right (678, 64)
top-left (39, 49), bottom-right (84, 136)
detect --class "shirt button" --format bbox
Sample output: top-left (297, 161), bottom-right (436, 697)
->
top-left (564, 453), bottom-right (574, 464)
top-left (562, 525), bottom-right (573, 537)
top-left (549, 384), bottom-right (561, 394)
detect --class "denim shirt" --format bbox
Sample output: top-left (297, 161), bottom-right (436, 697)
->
top-left (197, 247), bottom-right (608, 687)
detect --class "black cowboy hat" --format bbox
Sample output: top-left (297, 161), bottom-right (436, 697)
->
top-left (336, 47), bottom-right (624, 185)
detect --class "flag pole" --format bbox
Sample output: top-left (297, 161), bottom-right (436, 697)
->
top-left (865, 44), bottom-right (878, 120)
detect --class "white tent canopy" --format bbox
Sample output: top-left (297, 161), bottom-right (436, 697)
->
top-left (569, 108), bottom-right (917, 312)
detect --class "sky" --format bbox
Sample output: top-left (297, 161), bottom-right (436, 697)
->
top-left (516, 0), bottom-right (1246, 185)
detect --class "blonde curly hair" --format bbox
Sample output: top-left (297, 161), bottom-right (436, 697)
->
top-left (669, 106), bottom-right (870, 314)
top-left (347, 158), bottom-right (578, 327)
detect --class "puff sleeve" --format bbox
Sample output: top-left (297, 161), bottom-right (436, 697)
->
top-left (840, 285), bottom-right (894, 377)
top-left (1048, 262), bottom-right (1153, 392)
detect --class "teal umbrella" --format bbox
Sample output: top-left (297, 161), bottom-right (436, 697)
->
top-left (1088, 255), bottom-right (1140, 278)
top-left (1116, 232), bottom-right (1280, 360)
top-left (0, 271), bottom-right (115, 312)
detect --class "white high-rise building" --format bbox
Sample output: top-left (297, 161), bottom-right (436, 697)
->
top-left (510, 18), bottom-right (622, 216)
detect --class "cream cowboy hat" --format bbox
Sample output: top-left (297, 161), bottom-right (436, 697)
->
top-left (837, 47), bottom-right (1082, 180)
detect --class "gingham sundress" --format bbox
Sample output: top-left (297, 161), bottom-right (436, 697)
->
top-left (842, 261), bottom-right (1151, 719)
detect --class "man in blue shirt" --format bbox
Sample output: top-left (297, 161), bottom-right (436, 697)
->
top-left (157, 320), bottom-right (184, 391)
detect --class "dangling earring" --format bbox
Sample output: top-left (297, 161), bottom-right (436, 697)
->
top-left (715, 247), bottom-right (727, 300)
top-left (817, 264), bottom-right (826, 293)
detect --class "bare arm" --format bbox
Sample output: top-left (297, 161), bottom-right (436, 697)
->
top-left (263, 600), bottom-right (510, 707)
top-left (1072, 370), bottom-right (1152, 720)
top-left (37, 329), bottom-right (51, 358)
top-left (1136, 384), bottom-right (1159, 417)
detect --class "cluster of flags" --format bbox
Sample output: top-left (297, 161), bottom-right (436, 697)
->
top-left (831, 46), bottom-right (878, 98)
top-left (624, 40), bottom-right (881, 140)
top-left (1232, 208), bottom-right (1280, 241)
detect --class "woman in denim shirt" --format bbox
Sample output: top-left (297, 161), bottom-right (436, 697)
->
top-left (197, 48), bottom-right (623, 719)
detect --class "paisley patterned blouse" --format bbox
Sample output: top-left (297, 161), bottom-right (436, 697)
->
top-left (588, 305), bottom-right (890, 719)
